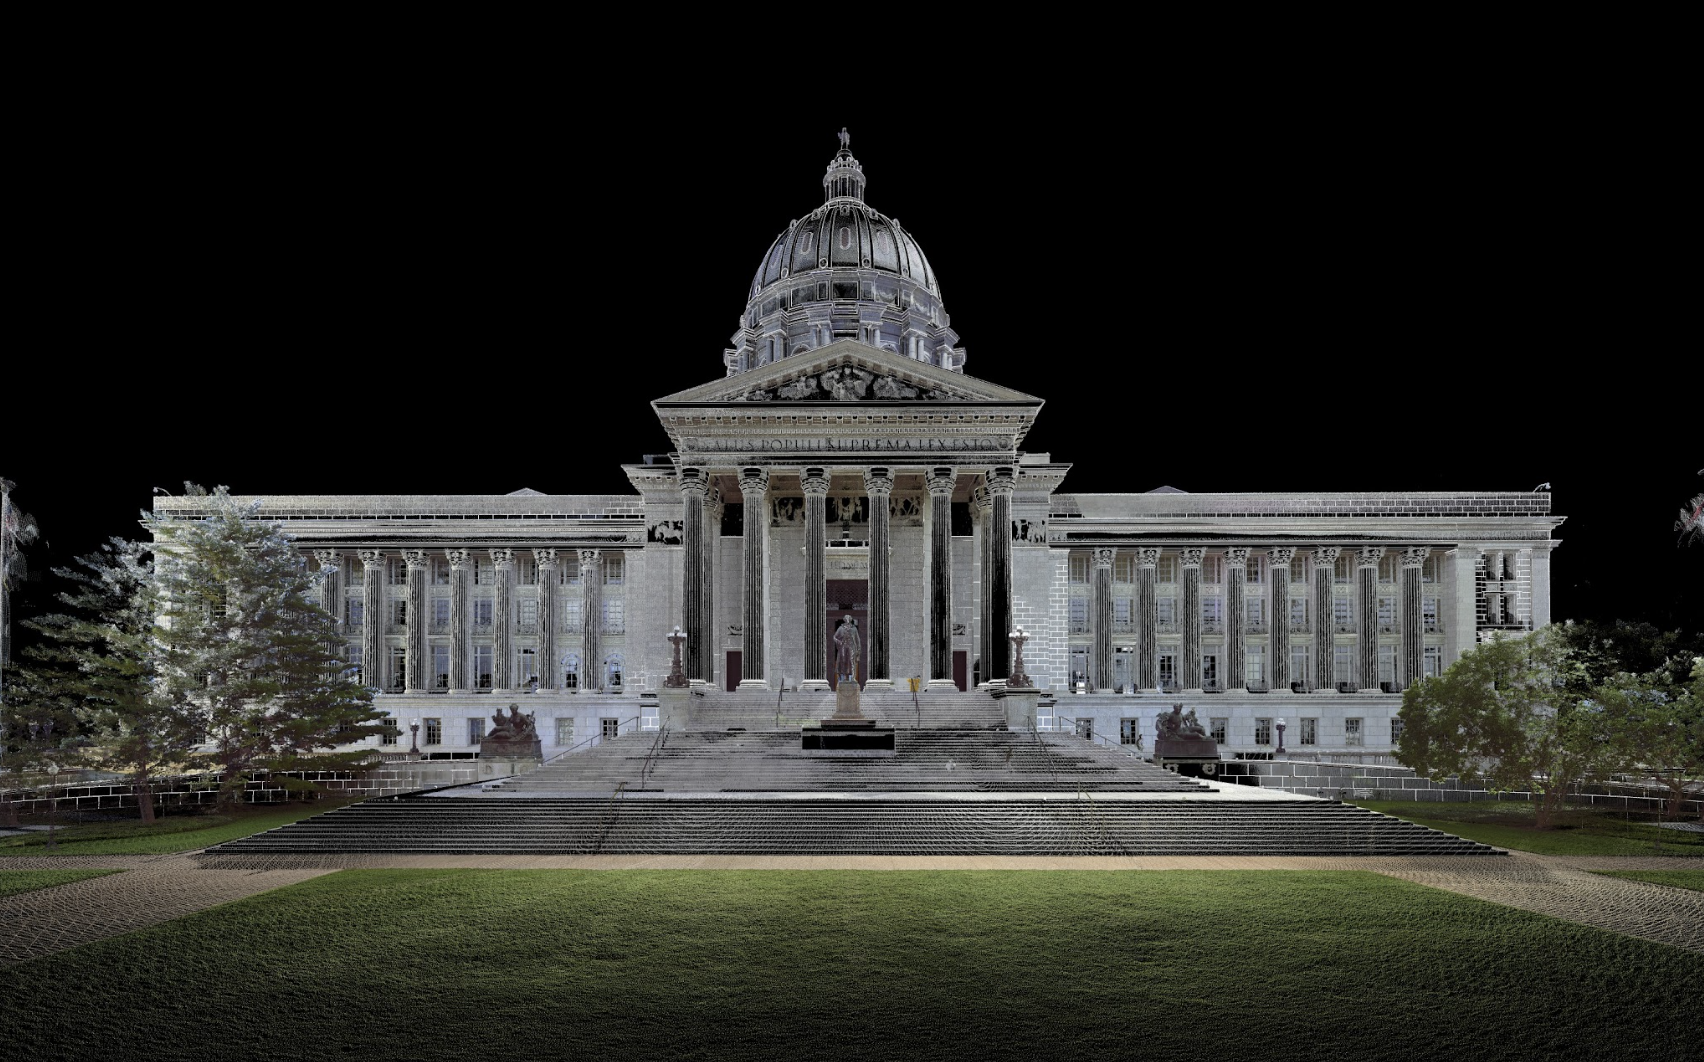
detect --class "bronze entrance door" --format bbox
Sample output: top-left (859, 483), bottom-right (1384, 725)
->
top-left (826, 578), bottom-right (868, 690)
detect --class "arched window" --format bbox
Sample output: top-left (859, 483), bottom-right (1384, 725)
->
top-left (605, 653), bottom-right (624, 690)
top-left (562, 653), bottom-right (580, 690)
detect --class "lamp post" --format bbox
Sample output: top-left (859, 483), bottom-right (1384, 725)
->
top-left (664, 626), bottom-right (688, 688)
top-left (409, 721), bottom-right (420, 756)
top-left (1275, 717), bottom-right (1287, 756)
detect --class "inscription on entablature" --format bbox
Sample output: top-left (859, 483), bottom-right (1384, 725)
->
top-left (682, 436), bottom-right (1012, 454)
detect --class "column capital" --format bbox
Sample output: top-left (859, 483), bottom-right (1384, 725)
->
top-left (1356, 546), bottom-right (1385, 568)
top-left (987, 466), bottom-right (1016, 497)
top-left (403, 549), bottom-right (430, 571)
top-left (801, 468), bottom-right (830, 496)
top-left (1225, 547), bottom-right (1250, 568)
top-left (490, 548), bottom-right (516, 569)
top-left (971, 483), bottom-right (991, 514)
top-left (312, 549), bottom-right (340, 570)
top-left (357, 549), bottom-right (384, 569)
top-left (1179, 547), bottom-right (1205, 568)
top-left (1092, 546), bottom-right (1116, 569)
top-left (926, 467), bottom-right (956, 496)
top-left (1267, 546), bottom-right (1295, 566)
top-left (534, 548), bottom-right (559, 569)
top-left (577, 548), bottom-right (601, 567)
top-left (1400, 546), bottom-right (1430, 569)
top-left (447, 549), bottom-right (473, 570)
top-left (1311, 546), bottom-right (1341, 565)
top-left (738, 467), bottom-right (769, 497)
top-left (679, 468), bottom-right (709, 499)
top-left (863, 467), bottom-right (894, 496)
top-left (1137, 548), bottom-right (1162, 568)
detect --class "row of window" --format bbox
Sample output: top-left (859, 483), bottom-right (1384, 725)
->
top-left (1119, 716), bottom-right (1396, 746)
top-left (348, 645), bottom-right (627, 692)
top-left (377, 716), bottom-right (623, 747)
top-left (347, 554), bottom-right (624, 588)
top-left (1074, 645), bottom-right (1443, 690)
top-left (1071, 553), bottom-right (1442, 586)
top-left (1074, 596), bottom-right (1441, 633)
top-left (343, 597), bottom-right (624, 632)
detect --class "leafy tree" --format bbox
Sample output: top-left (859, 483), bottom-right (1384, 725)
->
top-left (145, 485), bottom-right (388, 811)
top-left (1, 476), bottom-right (42, 697)
top-left (19, 539), bottom-right (198, 824)
top-left (1594, 658), bottom-right (1704, 821)
top-left (1397, 626), bottom-right (1619, 828)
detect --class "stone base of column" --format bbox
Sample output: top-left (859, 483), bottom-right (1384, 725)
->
top-left (449, 688), bottom-right (470, 696)
top-left (1359, 686), bottom-right (1382, 694)
top-left (863, 678), bottom-right (895, 692)
top-left (926, 678), bottom-right (959, 692)
top-left (1184, 687), bottom-right (1204, 695)
top-left (737, 678), bottom-right (771, 692)
top-left (979, 679), bottom-right (1007, 692)
top-left (800, 679), bottom-right (831, 692)
top-left (689, 678), bottom-right (712, 689)
top-left (405, 687), bottom-right (429, 696)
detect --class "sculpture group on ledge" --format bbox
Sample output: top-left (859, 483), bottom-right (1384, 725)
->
top-left (1155, 705), bottom-right (1209, 742)
top-left (481, 704), bottom-right (542, 759)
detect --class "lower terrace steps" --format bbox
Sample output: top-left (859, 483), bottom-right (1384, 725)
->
top-left (208, 796), bottom-right (1501, 857)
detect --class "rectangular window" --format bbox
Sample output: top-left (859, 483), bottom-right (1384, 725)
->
top-left (1290, 556), bottom-right (1309, 583)
top-left (1209, 717), bottom-right (1228, 744)
top-left (1377, 597), bottom-right (1395, 633)
top-left (1068, 597), bottom-right (1089, 634)
top-left (517, 555), bottom-right (538, 585)
top-left (433, 557), bottom-right (452, 585)
top-left (473, 599), bottom-right (494, 628)
top-left (1254, 717), bottom-right (1273, 746)
top-left (1069, 648), bottom-right (1089, 688)
top-left (347, 562), bottom-right (364, 586)
top-left (1246, 644), bottom-right (1265, 685)
top-left (432, 598), bottom-right (452, 632)
top-left (1291, 646), bottom-right (1309, 688)
top-left (1156, 555), bottom-right (1178, 583)
top-left (345, 599), bottom-right (364, 630)
top-left (1114, 554), bottom-right (1135, 583)
top-left (1201, 654), bottom-right (1218, 690)
top-left (604, 554), bottom-right (625, 585)
top-left (388, 558), bottom-right (408, 586)
top-left (518, 598), bottom-right (538, 630)
top-left (1378, 645), bottom-right (1396, 687)
top-left (423, 717), bottom-right (442, 746)
top-left (563, 655), bottom-right (579, 689)
top-left (555, 717), bottom-right (575, 745)
top-left (475, 646), bottom-right (494, 689)
top-left (1245, 556), bottom-right (1264, 584)
top-left (1290, 597), bottom-right (1308, 631)
top-left (1120, 718), bottom-right (1141, 746)
top-left (1421, 554), bottom-right (1439, 583)
top-left (1333, 596), bottom-right (1352, 632)
top-left (347, 643), bottom-right (364, 686)
top-left (1423, 597), bottom-right (1439, 633)
top-left (1202, 596), bottom-right (1222, 631)
top-left (379, 713), bottom-right (396, 746)
top-left (433, 646), bottom-right (450, 689)
top-left (1245, 596), bottom-right (1265, 631)
top-left (1200, 554), bottom-right (1223, 584)
top-left (1379, 553), bottom-right (1398, 582)
top-left (1335, 643), bottom-right (1354, 686)
top-left (391, 599), bottom-right (407, 628)
top-left (474, 557), bottom-right (491, 586)
top-left (1113, 597), bottom-right (1132, 629)
top-left (1391, 717), bottom-right (1405, 746)
top-left (1300, 717), bottom-right (1318, 745)
top-left (1157, 597), bottom-right (1176, 625)
top-left (1068, 554), bottom-right (1088, 584)
top-left (560, 557), bottom-right (580, 585)
top-left (1423, 646), bottom-right (1442, 679)
top-left (564, 599), bottom-right (582, 632)
top-left (1158, 653), bottom-right (1177, 690)
top-left (389, 647), bottom-right (407, 690)
top-left (518, 648), bottom-right (537, 687)
top-left (467, 717), bottom-right (484, 745)
top-left (603, 598), bottom-right (625, 634)
top-left (1345, 717), bottom-right (1364, 746)
top-left (1334, 553), bottom-right (1353, 584)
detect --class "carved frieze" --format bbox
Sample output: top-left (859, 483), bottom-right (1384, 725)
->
top-left (735, 366), bottom-right (962, 403)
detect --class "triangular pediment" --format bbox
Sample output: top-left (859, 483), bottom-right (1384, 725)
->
top-left (653, 340), bottom-right (1041, 407)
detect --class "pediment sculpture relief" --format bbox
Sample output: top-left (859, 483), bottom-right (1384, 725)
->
top-left (737, 368), bottom-right (958, 403)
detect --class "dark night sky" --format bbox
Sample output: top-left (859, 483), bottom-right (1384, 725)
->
top-left (8, 91), bottom-right (1699, 633)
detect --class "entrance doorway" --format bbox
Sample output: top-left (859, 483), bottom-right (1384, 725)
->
top-left (725, 650), bottom-right (741, 692)
top-left (953, 650), bottom-right (967, 692)
top-left (826, 579), bottom-right (868, 689)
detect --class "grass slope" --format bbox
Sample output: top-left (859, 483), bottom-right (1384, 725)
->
top-left (0, 869), bottom-right (1697, 1061)
top-left (0, 802), bottom-right (349, 857)
top-left (0, 868), bottom-right (121, 898)
top-left (1591, 870), bottom-right (1704, 892)
top-left (1354, 800), bottom-right (1704, 856)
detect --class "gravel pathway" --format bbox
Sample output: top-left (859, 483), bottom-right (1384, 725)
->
top-left (2, 850), bottom-right (1698, 966)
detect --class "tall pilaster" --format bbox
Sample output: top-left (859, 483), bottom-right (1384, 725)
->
top-left (1137, 548), bottom-right (1160, 689)
top-left (1225, 548), bottom-right (1248, 691)
top-left (447, 549), bottom-right (471, 692)
top-left (1313, 546), bottom-right (1340, 691)
top-left (580, 549), bottom-right (602, 691)
top-left (1091, 547), bottom-right (1114, 691)
top-left (864, 468), bottom-right (893, 684)
top-left (1356, 546), bottom-right (1383, 691)
top-left (1399, 546), bottom-right (1428, 690)
top-left (1180, 547), bottom-right (1204, 692)
top-left (358, 550), bottom-right (383, 691)
top-left (739, 468), bottom-right (769, 688)
top-left (701, 491), bottom-right (721, 684)
top-left (535, 549), bottom-right (558, 691)
top-left (802, 469), bottom-right (829, 686)
top-left (679, 469), bottom-right (707, 685)
top-left (926, 467), bottom-right (956, 684)
top-left (986, 468), bottom-right (1014, 681)
top-left (1268, 548), bottom-right (1293, 691)
top-left (491, 549), bottom-right (515, 691)
top-left (404, 550), bottom-right (429, 693)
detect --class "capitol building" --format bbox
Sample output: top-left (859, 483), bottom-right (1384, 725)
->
top-left (153, 133), bottom-right (1564, 761)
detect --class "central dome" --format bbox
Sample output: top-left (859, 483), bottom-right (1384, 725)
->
top-left (724, 131), bottom-right (963, 376)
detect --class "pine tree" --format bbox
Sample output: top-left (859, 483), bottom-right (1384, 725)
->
top-left (145, 485), bottom-right (388, 811)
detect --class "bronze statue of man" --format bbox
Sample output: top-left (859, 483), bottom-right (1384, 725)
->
top-left (833, 616), bottom-right (861, 682)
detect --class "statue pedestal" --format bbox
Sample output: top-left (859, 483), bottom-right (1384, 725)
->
top-left (658, 687), bottom-right (690, 731)
top-left (479, 738), bottom-right (543, 761)
top-left (1153, 737), bottom-right (1221, 777)
top-left (804, 680), bottom-right (894, 754)
top-left (832, 680), bottom-right (864, 720)
top-left (992, 687), bottom-right (1039, 730)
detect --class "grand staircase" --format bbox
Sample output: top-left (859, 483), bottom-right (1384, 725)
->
top-left (208, 726), bottom-right (1502, 857)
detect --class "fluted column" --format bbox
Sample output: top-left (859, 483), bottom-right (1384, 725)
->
top-left (447, 549), bottom-right (471, 692)
top-left (358, 550), bottom-right (383, 691)
top-left (973, 484), bottom-right (992, 686)
top-left (1268, 548), bottom-right (1293, 691)
top-left (739, 468), bottom-right (769, 687)
top-left (313, 550), bottom-right (340, 621)
top-left (1091, 547), bottom-right (1114, 691)
top-left (1313, 547), bottom-right (1339, 691)
top-left (580, 549), bottom-right (602, 691)
top-left (679, 470), bottom-right (707, 685)
top-left (1137, 548), bottom-right (1159, 689)
top-left (403, 550), bottom-right (429, 693)
top-left (864, 468), bottom-right (893, 684)
top-left (987, 468), bottom-right (1014, 681)
top-left (802, 469), bottom-right (829, 686)
top-left (1356, 546), bottom-right (1383, 691)
top-left (535, 549), bottom-right (558, 691)
top-left (490, 550), bottom-right (516, 691)
top-left (1180, 547), bottom-right (1204, 691)
top-left (1399, 547), bottom-right (1428, 690)
top-left (1225, 548), bottom-right (1248, 691)
top-left (701, 492), bottom-right (721, 684)
top-left (927, 467), bottom-right (956, 684)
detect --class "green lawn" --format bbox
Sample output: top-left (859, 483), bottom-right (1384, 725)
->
top-left (0, 868), bottom-right (121, 898)
top-left (0, 869), bottom-right (1697, 1061)
top-left (0, 802), bottom-right (349, 856)
top-left (1353, 800), bottom-right (1704, 856)
top-left (1591, 869), bottom-right (1704, 892)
